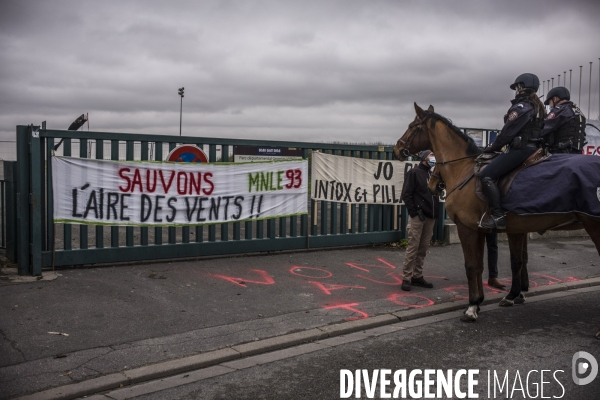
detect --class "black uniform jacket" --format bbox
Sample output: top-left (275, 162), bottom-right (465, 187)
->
top-left (486, 96), bottom-right (535, 152)
top-left (540, 101), bottom-right (576, 139)
top-left (401, 163), bottom-right (439, 219)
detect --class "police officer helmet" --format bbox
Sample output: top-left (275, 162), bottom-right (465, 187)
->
top-left (544, 86), bottom-right (570, 105)
top-left (509, 73), bottom-right (540, 91)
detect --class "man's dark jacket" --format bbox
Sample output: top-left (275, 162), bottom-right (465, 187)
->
top-left (401, 163), bottom-right (439, 219)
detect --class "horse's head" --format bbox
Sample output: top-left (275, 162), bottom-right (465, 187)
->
top-left (428, 165), bottom-right (446, 196)
top-left (393, 103), bottom-right (435, 161)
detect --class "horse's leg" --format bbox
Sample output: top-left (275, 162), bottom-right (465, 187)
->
top-left (515, 234), bottom-right (529, 304)
top-left (476, 251), bottom-right (486, 308)
top-left (577, 214), bottom-right (600, 338)
top-left (577, 214), bottom-right (600, 256)
top-left (499, 232), bottom-right (526, 306)
top-left (455, 220), bottom-right (485, 322)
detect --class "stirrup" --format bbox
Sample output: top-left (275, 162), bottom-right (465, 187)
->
top-left (478, 213), bottom-right (506, 229)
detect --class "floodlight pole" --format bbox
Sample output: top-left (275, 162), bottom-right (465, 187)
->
top-left (542, 81), bottom-right (545, 98)
top-left (579, 66), bottom-right (582, 106)
top-left (569, 69), bottom-right (572, 92)
top-left (178, 87), bottom-right (185, 136)
top-left (589, 62), bottom-right (593, 117)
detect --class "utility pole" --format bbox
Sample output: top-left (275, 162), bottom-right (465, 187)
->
top-left (579, 66), bottom-right (582, 106)
top-left (542, 81), bottom-right (545, 98)
top-left (569, 69), bottom-right (572, 92)
top-left (178, 87), bottom-right (185, 136)
top-left (589, 62), bottom-right (592, 117)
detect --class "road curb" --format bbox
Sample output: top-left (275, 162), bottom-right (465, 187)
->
top-left (16, 276), bottom-right (600, 400)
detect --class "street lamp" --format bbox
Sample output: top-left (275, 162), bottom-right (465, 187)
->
top-left (54, 113), bottom-right (88, 151)
top-left (178, 87), bottom-right (184, 136)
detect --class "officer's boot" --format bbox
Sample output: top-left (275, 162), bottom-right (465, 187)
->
top-left (479, 177), bottom-right (506, 229)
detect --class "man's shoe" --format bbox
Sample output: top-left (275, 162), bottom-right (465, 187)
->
top-left (479, 214), bottom-right (506, 230)
top-left (487, 277), bottom-right (506, 290)
top-left (401, 280), bottom-right (411, 291)
top-left (411, 276), bottom-right (433, 288)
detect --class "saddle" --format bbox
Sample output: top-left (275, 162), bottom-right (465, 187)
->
top-left (474, 148), bottom-right (549, 202)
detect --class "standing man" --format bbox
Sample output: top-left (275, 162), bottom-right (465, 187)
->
top-left (401, 150), bottom-right (439, 291)
top-left (541, 86), bottom-right (587, 154)
top-left (485, 231), bottom-right (506, 289)
top-left (476, 145), bottom-right (506, 290)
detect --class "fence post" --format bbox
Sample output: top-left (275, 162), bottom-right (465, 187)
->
top-left (3, 161), bottom-right (18, 261)
top-left (30, 126), bottom-right (43, 275)
top-left (16, 126), bottom-right (31, 275)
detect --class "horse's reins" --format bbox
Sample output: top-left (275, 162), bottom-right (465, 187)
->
top-left (436, 154), bottom-right (479, 165)
top-left (433, 154), bottom-right (478, 198)
top-left (433, 171), bottom-right (475, 199)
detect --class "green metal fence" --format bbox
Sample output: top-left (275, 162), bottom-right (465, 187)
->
top-left (0, 177), bottom-right (6, 249)
top-left (0, 179), bottom-right (4, 249)
top-left (1, 161), bottom-right (17, 257)
top-left (11, 125), bottom-right (497, 276)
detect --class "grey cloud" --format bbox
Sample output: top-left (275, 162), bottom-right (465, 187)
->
top-left (1, 0), bottom-right (599, 144)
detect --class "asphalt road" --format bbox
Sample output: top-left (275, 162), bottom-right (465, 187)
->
top-left (118, 289), bottom-right (600, 400)
top-left (1, 237), bottom-right (599, 399)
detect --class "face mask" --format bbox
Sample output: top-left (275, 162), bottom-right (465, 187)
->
top-left (427, 157), bottom-right (436, 167)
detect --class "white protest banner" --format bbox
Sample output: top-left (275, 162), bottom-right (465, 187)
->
top-left (311, 151), bottom-right (418, 205)
top-left (52, 156), bottom-right (307, 226)
top-left (584, 120), bottom-right (600, 155)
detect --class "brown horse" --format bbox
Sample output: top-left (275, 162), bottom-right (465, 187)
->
top-left (394, 103), bottom-right (600, 336)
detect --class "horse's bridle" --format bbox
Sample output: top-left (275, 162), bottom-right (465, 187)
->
top-left (396, 111), bottom-right (480, 165)
top-left (398, 112), bottom-right (477, 198)
top-left (395, 116), bottom-right (428, 160)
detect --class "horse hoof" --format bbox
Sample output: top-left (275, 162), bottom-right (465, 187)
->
top-left (514, 293), bottom-right (526, 305)
top-left (462, 305), bottom-right (479, 322)
top-left (499, 297), bottom-right (514, 307)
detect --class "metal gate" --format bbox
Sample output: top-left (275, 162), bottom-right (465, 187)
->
top-left (9, 125), bottom-right (496, 276)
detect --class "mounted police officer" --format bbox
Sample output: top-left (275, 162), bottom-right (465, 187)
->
top-left (479, 73), bottom-right (546, 229)
top-left (541, 86), bottom-right (586, 154)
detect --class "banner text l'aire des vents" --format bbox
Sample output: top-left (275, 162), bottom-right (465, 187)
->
top-left (52, 156), bottom-right (308, 226)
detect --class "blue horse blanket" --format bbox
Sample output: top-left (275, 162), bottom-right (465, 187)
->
top-left (502, 154), bottom-right (600, 216)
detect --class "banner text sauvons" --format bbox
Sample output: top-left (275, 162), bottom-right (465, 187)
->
top-left (52, 156), bottom-right (308, 226)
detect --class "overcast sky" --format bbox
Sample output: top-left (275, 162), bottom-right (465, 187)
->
top-left (1, 0), bottom-right (599, 144)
